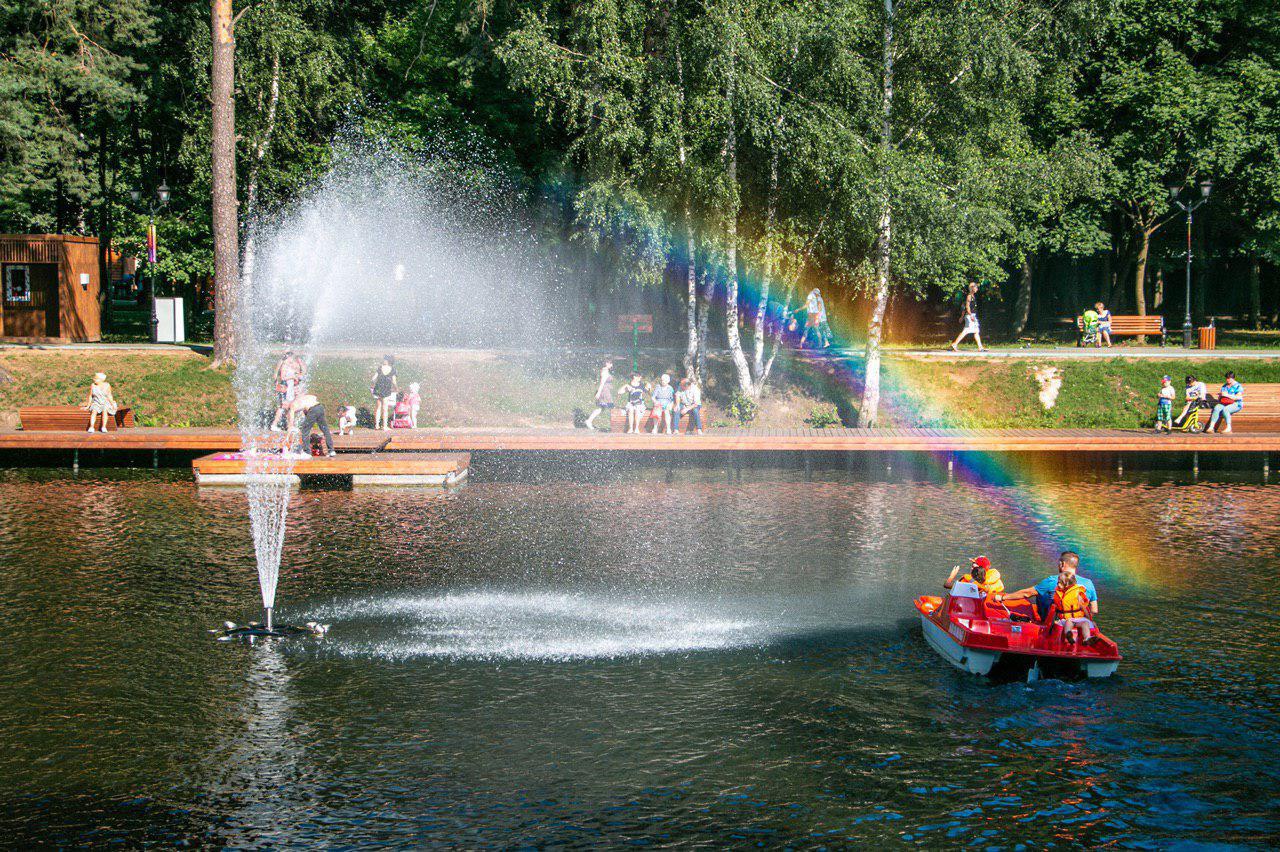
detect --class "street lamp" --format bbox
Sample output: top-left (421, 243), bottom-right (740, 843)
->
top-left (1167, 178), bottom-right (1213, 348)
top-left (131, 184), bottom-right (172, 342)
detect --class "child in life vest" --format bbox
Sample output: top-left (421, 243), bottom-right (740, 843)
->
top-left (944, 556), bottom-right (1004, 596)
top-left (1054, 572), bottom-right (1094, 644)
top-left (390, 392), bottom-right (413, 429)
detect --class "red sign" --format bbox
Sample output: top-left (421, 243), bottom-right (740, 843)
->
top-left (617, 314), bottom-right (653, 333)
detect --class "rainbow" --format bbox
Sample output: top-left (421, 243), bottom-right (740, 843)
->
top-left (594, 194), bottom-right (1160, 595)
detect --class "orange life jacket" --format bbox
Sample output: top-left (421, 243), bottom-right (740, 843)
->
top-left (960, 569), bottom-right (1004, 596)
top-left (1054, 584), bottom-right (1091, 620)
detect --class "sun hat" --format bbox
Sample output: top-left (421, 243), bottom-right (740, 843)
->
top-left (970, 556), bottom-right (991, 570)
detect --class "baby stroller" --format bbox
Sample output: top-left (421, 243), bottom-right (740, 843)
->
top-left (1080, 319), bottom-right (1101, 347)
top-left (1171, 400), bottom-right (1211, 432)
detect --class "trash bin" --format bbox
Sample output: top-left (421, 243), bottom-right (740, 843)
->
top-left (1198, 326), bottom-right (1216, 350)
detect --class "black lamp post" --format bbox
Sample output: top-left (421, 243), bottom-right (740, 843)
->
top-left (1167, 178), bottom-right (1213, 348)
top-left (131, 183), bottom-right (171, 342)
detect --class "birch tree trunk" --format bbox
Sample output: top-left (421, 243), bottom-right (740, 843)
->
top-left (858, 0), bottom-right (894, 428)
top-left (1011, 257), bottom-right (1033, 336)
top-left (210, 0), bottom-right (240, 368)
top-left (752, 135), bottom-right (779, 386)
top-left (697, 266), bottom-right (712, 380)
top-left (238, 52), bottom-right (280, 301)
top-left (676, 46), bottom-right (699, 381)
top-left (722, 46), bottom-right (755, 397)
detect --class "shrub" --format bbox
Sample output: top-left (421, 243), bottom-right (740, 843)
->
top-left (804, 405), bottom-right (841, 428)
top-left (728, 392), bottom-right (758, 424)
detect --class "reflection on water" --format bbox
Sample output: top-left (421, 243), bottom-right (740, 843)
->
top-left (0, 468), bottom-right (1277, 846)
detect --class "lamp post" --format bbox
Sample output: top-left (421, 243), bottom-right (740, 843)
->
top-left (130, 182), bottom-right (171, 342)
top-left (1167, 179), bottom-right (1212, 348)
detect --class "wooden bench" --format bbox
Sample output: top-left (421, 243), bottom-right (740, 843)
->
top-left (1208, 383), bottom-right (1280, 433)
top-left (1076, 314), bottom-right (1165, 345)
top-left (20, 405), bottom-right (136, 431)
top-left (608, 407), bottom-right (668, 433)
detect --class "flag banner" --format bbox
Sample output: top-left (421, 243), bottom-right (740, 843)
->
top-left (147, 223), bottom-right (157, 264)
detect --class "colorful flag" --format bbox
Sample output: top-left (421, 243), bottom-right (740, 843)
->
top-left (147, 222), bottom-right (157, 264)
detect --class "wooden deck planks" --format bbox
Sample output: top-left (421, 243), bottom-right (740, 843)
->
top-left (2, 426), bottom-right (1279, 454)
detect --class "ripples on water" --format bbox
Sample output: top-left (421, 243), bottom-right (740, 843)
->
top-left (0, 468), bottom-right (1277, 847)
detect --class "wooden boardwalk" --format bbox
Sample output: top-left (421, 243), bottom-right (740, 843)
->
top-left (193, 451), bottom-right (469, 486)
top-left (2, 426), bottom-right (1279, 454)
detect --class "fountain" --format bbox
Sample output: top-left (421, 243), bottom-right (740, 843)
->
top-left (220, 134), bottom-right (566, 637)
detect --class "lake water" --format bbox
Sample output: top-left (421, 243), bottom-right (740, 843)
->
top-left (1, 467), bottom-right (1277, 847)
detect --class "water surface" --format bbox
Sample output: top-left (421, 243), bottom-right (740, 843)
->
top-left (1, 468), bottom-right (1276, 847)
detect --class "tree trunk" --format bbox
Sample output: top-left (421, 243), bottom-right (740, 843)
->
top-left (239, 52), bottom-right (281, 301)
top-left (858, 0), bottom-right (894, 428)
top-left (1011, 256), bottom-right (1033, 336)
top-left (210, 0), bottom-right (240, 367)
top-left (676, 44), bottom-right (699, 381)
top-left (752, 133), bottom-right (779, 388)
top-left (1153, 267), bottom-right (1164, 311)
top-left (1133, 225), bottom-right (1150, 316)
top-left (96, 123), bottom-right (113, 320)
top-left (696, 265), bottom-right (712, 380)
top-left (722, 45), bottom-right (754, 396)
top-left (1249, 258), bottom-right (1262, 330)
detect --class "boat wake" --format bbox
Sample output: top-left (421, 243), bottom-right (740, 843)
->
top-left (307, 591), bottom-right (771, 661)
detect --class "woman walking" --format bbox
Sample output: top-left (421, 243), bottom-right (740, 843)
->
top-left (950, 282), bottom-right (984, 351)
top-left (585, 359), bottom-right (614, 430)
top-left (371, 355), bottom-right (399, 431)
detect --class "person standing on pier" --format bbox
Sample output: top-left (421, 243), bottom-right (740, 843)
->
top-left (288, 392), bottom-right (336, 457)
top-left (371, 355), bottom-right (399, 431)
top-left (269, 351), bottom-right (305, 432)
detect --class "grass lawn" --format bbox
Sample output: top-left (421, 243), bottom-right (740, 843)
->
top-left (1, 347), bottom-right (1277, 430)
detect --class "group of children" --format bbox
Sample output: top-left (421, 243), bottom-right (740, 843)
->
top-left (585, 360), bottom-right (705, 435)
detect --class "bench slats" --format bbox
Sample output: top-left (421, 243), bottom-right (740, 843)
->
top-left (20, 405), bottom-right (136, 431)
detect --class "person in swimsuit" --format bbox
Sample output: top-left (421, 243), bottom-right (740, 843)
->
top-left (82, 372), bottom-right (117, 433)
top-left (371, 355), bottom-right (398, 431)
top-left (585, 359), bottom-right (614, 430)
top-left (270, 351), bottom-right (305, 432)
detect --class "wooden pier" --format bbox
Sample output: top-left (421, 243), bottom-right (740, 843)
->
top-left (192, 451), bottom-right (470, 487)
top-left (2, 426), bottom-right (1279, 456)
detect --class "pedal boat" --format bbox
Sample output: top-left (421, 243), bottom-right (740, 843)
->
top-left (914, 581), bottom-right (1121, 679)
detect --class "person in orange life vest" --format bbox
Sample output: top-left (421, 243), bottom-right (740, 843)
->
top-left (1051, 571), bottom-right (1095, 643)
top-left (995, 550), bottom-right (1098, 625)
top-left (944, 556), bottom-right (1004, 596)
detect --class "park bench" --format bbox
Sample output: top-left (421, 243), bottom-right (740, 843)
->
top-left (19, 405), bottom-right (136, 431)
top-left (608, 407), bottom-right (665, 433)
top-left (1208, 383), bottom-right (1280, 433)
top-left (1076, 314), bottom-right (1166, 345)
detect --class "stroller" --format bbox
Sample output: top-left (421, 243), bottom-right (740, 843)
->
top-left (1172, 399), bottom-right (1212, 432)
top-left (1080, 319), bottom-right (1101, 347)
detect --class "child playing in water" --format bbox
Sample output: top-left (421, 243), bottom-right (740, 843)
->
top-left (1155, 375), bottom-right (1175, 432)
top-left (337, 405), bottom-right (358, 436)
top-left (404, 382), bottom-right (422, 428)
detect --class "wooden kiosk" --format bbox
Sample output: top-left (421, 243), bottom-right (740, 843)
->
top-left (0, 235), bottom-right (102, 342)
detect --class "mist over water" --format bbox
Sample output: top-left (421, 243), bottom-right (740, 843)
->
top-left (231, 135), bottom-right (568, 619)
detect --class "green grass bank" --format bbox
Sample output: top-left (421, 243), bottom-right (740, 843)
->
top-left (1, 348), bottom-right (1277, 431)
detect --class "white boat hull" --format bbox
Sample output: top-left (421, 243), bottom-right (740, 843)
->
top-left (920, 614), bottom-right (1000, 676)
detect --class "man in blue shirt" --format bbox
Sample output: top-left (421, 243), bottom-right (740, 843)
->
top-left (994, 551), bottom-right (1097, 620)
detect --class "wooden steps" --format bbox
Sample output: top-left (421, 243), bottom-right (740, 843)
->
top-left (192, 451), bottom-right (469, 487)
